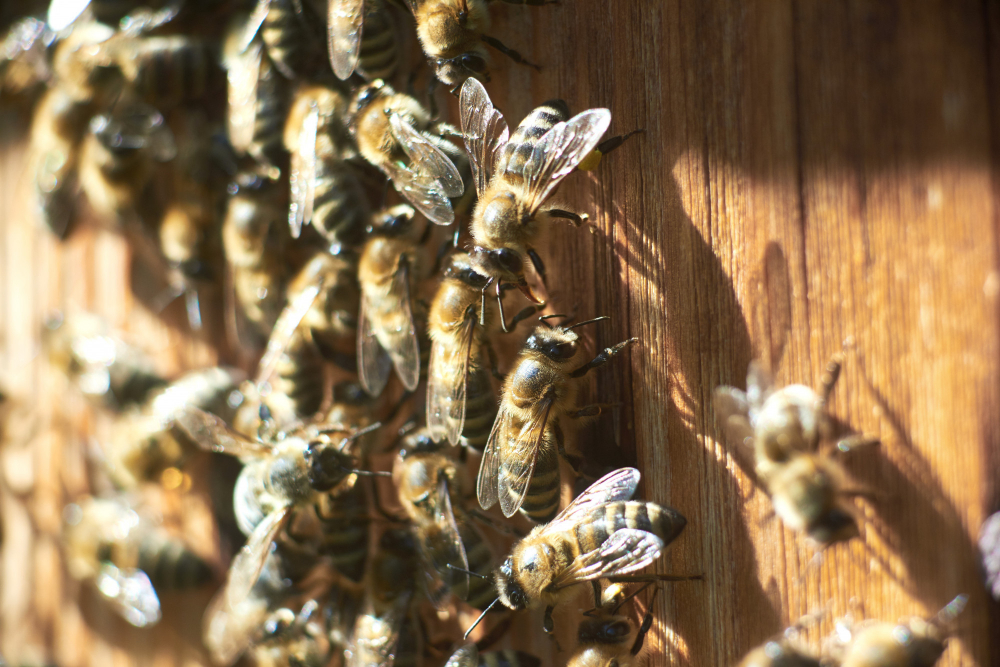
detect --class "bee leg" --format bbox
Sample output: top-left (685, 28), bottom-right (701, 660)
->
top-left (818, 352), bottom-right (845, 404)
top-left (591, 580), bottom-right (602, 607)
top-left (542, 605), bottom-right (562, 649)
top-left (547, 209), bottom-right (589, 227)
top-left (481, 35), bottom-right (542, 70)
top-left (570, 338), bottom-right (638, 378)
top-left (569, 402), bottom-right (620, 420)
top-left (833, 433), bottom-right (880, 454)
top-left (526, 247), bottom-right (548, 287)
top-left (500, 305), bottom-right (543, 337)
top-left (595, 129), bottom-right (644, 157)
top-left (629, 597), bottom-right (656, 655)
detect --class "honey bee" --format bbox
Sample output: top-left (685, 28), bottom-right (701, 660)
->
top-left (78, 100), bottom-right (177, 225)
top-left (106, 366), bottom-right (246, 488)
top-left (62, 494), bottom-right (214, 627)
top-left (349, 80), bottom-right (465, 225)
top-left (347, 528), bottom-right (423, 667)
top-left (736, 625), bottom-right (821, 667)
top-left (251, 603), bottom-right (332, 667)
top-left (326, 0), bottom-right (399, 81)
top-left (29, 85), bottom-right (88, 237)
top-left (104, 36), bottom-right (222, 111)
top-left (175, 406), bottom-right (376, 600)
top-left (459, 78), bottom-right (614, 303)
top-left (243, 0), bottom-right (328, 81)
top-left (357, 205), bottom-right (428, 397)
top-left (284, 83), bottom-right (369, 248)
top-left (713, 355), bottom-right (879, 547)
top-left (469, 467), bottom-right (690, 638)
top-left (566, 582), bottom-right (658, 667)
top-left (827, 596), bottom-right (967, 667)
top-left (223, 172), bottom-right (290, 345)
top-left (393, 432), bottom-right (495, 608)
top-left (42, 311), bottom-right (168, 410)
top-left (477, 318), bottom-right (636, 522)
top-left (446, 642), bottom-right (541, 667)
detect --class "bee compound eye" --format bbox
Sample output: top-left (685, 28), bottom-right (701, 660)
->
top-left (493, 248), bottom-right (522, 274)
top-left (460, 54), bottom-right (487, 72)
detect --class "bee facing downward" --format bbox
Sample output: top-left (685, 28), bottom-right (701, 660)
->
top-left (567, 582), bottom-right (658, 667)
top-left (713, 354), bottom-right (879, 548)
top-left (477, 317), bottom-right (636, 522)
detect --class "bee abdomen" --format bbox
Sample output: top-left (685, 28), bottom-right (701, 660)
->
top-left (461, 366), bottom-right (496, 451)
top-left (250, 54), bottom-right (289, 169)
top-left (501, 100), bottom-right (569, 179)
top-left (480, 650), bottom-right (541, 667)
top-left (507, 441), bottom-right (560, 523)
top-left (136, 535), bottom-right (213, 590)
top-left (462, 523), bottom-right (495, 609)
top-left (580, 501), bottom-right (687, 550)
top-left (262, 0), bottom-right (325, 79)
top-left (357, 5), bottom-right (398, 81)
top-left (132, 38), bottom-right (220, 109)
top-left (315, 489), bottom-right (369, 582)
top-left (272, 331), bottom-right (327, 418)
top-left (312, 159), bottom-right (369, 247)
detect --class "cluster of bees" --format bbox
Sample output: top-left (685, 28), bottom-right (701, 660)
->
top-left (0, 1), bottom-right (975, 666)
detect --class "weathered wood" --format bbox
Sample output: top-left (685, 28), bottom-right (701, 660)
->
top-left (2, 1), bottom-right (999, 666)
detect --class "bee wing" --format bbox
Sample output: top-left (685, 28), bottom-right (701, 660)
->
top-left (476, 402), bottom-right (510, 511)
top-left (383, 161), bottom-right (455, 225)
top-left (520, 109), bottom-right (612, 217)
top-left (497, 392), bottom-right (556, 518)
top-left (348, 595), bottom-right (410, 667)
top-left (389, 114), bottom-right (465, 198)
top-left (241, 0), bottom-right (272, 51)
top-left (459, 78), bottom-right (509, 199)
top-left (225, 505), bottom-right (292, 610)
top-left (328, 0), bottom-right (365, 79)
top-left (384, 256), bottom-right (421, 390)
top-left (445, 643), bottom-right (480, 667)
top-left (227, 40), bottom-right (262, 154)
top-left (432, 476), bottom-right (470, 600)
top-left (174, 406), bottom-right (273, 457)
top-left (288, 105), bottom-right (319, 238)
top-left (546, 467), bottom-right (640, 528)
top-left (712, 386), bottom-right (754, 450)
top-left (96, 563), bottom-right (162, 627)
top-left (357, 287), bottom-right (392, 397)
top-left (256, 277), bottom-right (325, 387)
top-left (425, 312), bottom-right (477, 445)
top-left (203, 586), bottom-right (270, 667)
top-left (551, 529), bottom-right (665, 590)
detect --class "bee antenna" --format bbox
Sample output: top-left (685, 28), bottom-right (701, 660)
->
top-left (446, 564), bottom-right (488, 579)
top-left (339, 422), bottom-right (383, 450)
top-left (341, 467), bottom-right (393, 477)
top-left (936, 595), bottom-right (968, 625)
top-left (566, 316), bottom-right (610, 330)
top-left (464, 598), bottom-right (500, 640)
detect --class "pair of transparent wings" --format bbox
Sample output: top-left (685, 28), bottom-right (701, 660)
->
top-left (95, 563), bottom-right (162, 628)
top-left (459, 77), bottom-right (612, 214)
top-left (357, 256), bottom-right (420, 397)
top-left (476, 384), bottom-right (557, 518)
top-left (534, 467), bottom-right (668, 590)
top-left (415, 475), bottom-right (471, 606)
top-left (425, 308), bottom-right (479, 445)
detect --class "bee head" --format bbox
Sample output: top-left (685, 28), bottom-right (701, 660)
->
top-left (350, 79), bottom-right (388, 116)
top-left (434, 52), bottom-right (490, 87)
top-left (526, 325), bottom-right (579, 362)
top-left (400, 427), bottom-right (442, 454)
top-left (577, 617), bottom-right (632, 645)
top-left (808, 506), bottom-right (858, 547)
top-left (445, 253), bottom-right (492, 289)
top-left (305, 443), bottom-right (355, 491)
top-left (370, 204), bottom-right (417, 237)
top-left (495, 557), bottom-right (530, 610)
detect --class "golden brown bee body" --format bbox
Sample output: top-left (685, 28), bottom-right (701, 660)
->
top-left (426, 253), bottom-right (497, 449)
top-left (478, 322), bottom-right (635, 522)
top-left (736, 639), bottom-right (821, 667)
top-left (459, 79), bottom-right (611, 301)
top-left (260, 0), bottom-right (328, 80)
top-left (357, 205), bottom-right (427, 396)
top-left (290, 251), bottom-right (361, 364)
top-left (42, 312), bottom-right (168, 409)
top-left (350, 80), bottom-right (465, 224)
top-left (284, 84), bottom-right (369, 248)
top-left (713, 356), bottom-right (877, 547)
top-left (327, 0), bottom-right (400, 81)
top-left (567, 583), bottom-right (653, 667)
top-left (63, 495), bottom-right (214, 627)
top-left (412, 0), bottom-right (490, 85)
top-left (348, 528), bottom-right (423, 667)
top-left (491, 468), bottom-right (686, 634)
top-left (105, 36), bottom-right (222, 110)
top-left (223, 174), bottom-right (290, 344)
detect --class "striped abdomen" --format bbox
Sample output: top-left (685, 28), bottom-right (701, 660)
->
top-left (480, 651), bottom-right (542, 667)
top-left (501, 425), bottom-right (561, 523)
top-left (573, 501), bottom-right (687, 556)
top-left (314, 484), bottom-right (369, 582)
top-left (500, 100), bottom-right (570, 182)
top-left (271, 329), bottom-right (326, 419)
top-left (262, 0), bottom-right (325, 78)
top-left (461, 364), bottom-right (496, 451)
top-left (357, 2), bottom-right (399, 81)
top-left (461, 521), bottom-right (496, 609)
top-left (312, 158), bottom-right (369, 248)
top-left (105, 531), bottom-right (213, 591)
top-left (249, 53), bottom-right (289, 169)
top-left (131, 38), bottom-right (221, 109)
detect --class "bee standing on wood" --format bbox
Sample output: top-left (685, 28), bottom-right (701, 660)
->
top-left (349, 79), bottom-right (465, 225)
top-left (468, 468), bottom-right (692, 638)
top-left (713, 354), bottom-right (879, 548)
top-left (477, 317), bottom-right (636, 522)
top-left (357, 204), bottom-right (428, 397)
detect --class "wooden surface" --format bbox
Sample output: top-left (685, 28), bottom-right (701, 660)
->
top-left (2, 1), bottom-right (1000, 666)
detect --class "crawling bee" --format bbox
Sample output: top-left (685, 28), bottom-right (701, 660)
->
top-left (357, 205), bottom-right (428, 397)
top-left (469, 467), bottom-right (690, 638)
top-left (827, 596), bottom-right (967, 667)
top-left (62, 494), bottom-right (214, 627)
top-left (42, 311), bottom-right (168, 410)
top-left (459, 78), bottom-right (616, 303)
top-left (393, 430), bottom-right (495, 609)
top-left (347, 528), bottom-right (423, 667)
top-left (477, 317), bottom-right (635, 522)
top-left (735, 620), bottom-right (822, 667)
top-left (326, 0), bottom-right (400, 81)
top-left (350, 80), bottom-right (465, 225)
top-left (446, 642), bottom-right (541, 667)
top-left (567, 582), bottom-right (658, 667)
top-left (243, 0), bottom-right (328, 80)
top-left (284, 83), bottom-right (369, 248)
top-left (713, 355), bottom-right (878, 547)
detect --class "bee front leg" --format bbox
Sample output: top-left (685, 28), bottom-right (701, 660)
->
top-left (834, 433), bottom-right (880, 454)
top-left (526, 247), bottom-right (548, 288)
top-left (570, 338), bottom-right (638, 378)
top-left (547, 209), bottom-right (588, 227)
top-left (481, 35), bottom-right (542, 70)
top-left (818, 352), bottom-right (845, 404)
top-left (542, 605), bottom-right (561, 649)
top-left (569, 402), bottom-right (621, 420)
